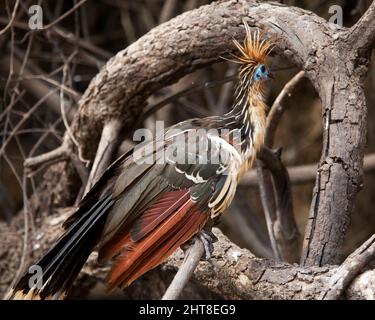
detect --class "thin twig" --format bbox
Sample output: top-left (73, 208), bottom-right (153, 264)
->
top-left (41, 0), bottom-right (88, 31)
top-left (60, 63), bottom-right (79, 148)
top-left (322, 234), bottom-right (375, 300)
top-left (265, 71), bottom-right (305, 146)
top-left (0, 89), bottom-right (58, 158)
top-left (24, 144), bottom-right (69, 176)
top-left (258, 147), bottom-right (300, 262)
top-left (256, 160), bottom-right (282, 262)
top-left (139, 74), bottom-right (236, 125)
top-left (13, 74), bottom-right (80, 98)
top-left (241, 153), bottom-right (375, 187)
top-left (162, 238), bottom-right (205, 300)
top-left (0, 57), bottom-right (75, 120)
top-left (58, 54), bottom-right (89, 165)
top-left (0, 0), bottom-right (19, 36)
top-left (159, 0), bottom-right (178, 24)
top-left (255, 72), bottom-right (305, 262)
top-left (84, 119), bottom-right (123, 196)
top-left (0, 16), bottom-right (112, 61)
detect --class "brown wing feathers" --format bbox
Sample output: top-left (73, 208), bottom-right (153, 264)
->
top-left (99, 189), bottom-right (190, 261)
top-left (130, 189), bottom-right (191, 242)
top-left (105, 189), bottom-right (208, 289)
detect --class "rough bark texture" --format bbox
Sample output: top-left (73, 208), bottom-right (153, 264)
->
top-left (1, 213), bottom-right (374, 300)
top-left (300, 2), bottom-right (375, 265)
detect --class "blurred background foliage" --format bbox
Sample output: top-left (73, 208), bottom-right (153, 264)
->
top-left (0, 0), bottom-right (374, 262)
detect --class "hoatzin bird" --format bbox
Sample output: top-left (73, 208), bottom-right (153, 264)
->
top-left (7, 24), bottom-right (273, 300)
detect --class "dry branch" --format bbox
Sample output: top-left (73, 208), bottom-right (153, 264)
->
top-left (348, 0), bottom-right (375, 52)
top-left (162, 238), bottom-right (205, 300)
top-left (258, 148), bottom-right (300, 263)
top-left (322, 234), bottom-right (375, 300)
top-left (256, 160), bottom-right (282, 261)
top-left (84, 119), bottom-right (123, 195)
top-left (0, 57), bottom-right (75, 121)
top-left (265, 71), bottom-right (305, 147)
top-left (167, 228), bottom-right (375, 300)
top-left (240, 153), bottom-right (375, 187)
top-left (24, 144), bottom-right (69, 176)
top-left (60, 0), bottom-right (328, 161)
top-left (0, 0), bottom-right (19, 36)
top-left (256, 70), bottom-right (305, 263)
top-left (299, 1), bottom-right (373, 266)
top-left (1, 215), bottom-right (375, 300)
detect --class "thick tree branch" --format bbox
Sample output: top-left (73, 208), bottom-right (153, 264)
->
top-left (165, 228), bottom-right (375, 300)
top-left (2, 215), bottom-right (374, 300)
top-left (63, 0), bottom-right (328, 161)
top-left (301, 61), bottom-right (367, 265)
top-left (348, 0), bottom-right (375, 51)
top-left (299, 3), bottom-right (375, 265)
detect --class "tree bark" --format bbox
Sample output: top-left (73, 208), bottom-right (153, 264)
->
top-left (1, 214), bottom-right (374, 300)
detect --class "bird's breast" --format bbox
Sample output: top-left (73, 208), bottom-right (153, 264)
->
top-left (238, 99), bottom-right (267, 180)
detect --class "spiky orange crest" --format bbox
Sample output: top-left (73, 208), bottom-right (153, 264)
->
top-left (230, 23), bottom-right (273, 84)
top-left (233, 24), bottom-right (272, 64)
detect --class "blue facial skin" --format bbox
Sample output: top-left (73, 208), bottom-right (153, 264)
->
top-left (253, 64), bottom-right (272, 81)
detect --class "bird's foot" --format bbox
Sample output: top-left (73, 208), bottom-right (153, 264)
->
top-left (198, 230), bottom-right (218, 260)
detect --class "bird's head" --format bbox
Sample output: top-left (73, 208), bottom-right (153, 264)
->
top-left (230, 23), bottom-right (274, 93)
top-left (252, 63), bottom-right (273, 82)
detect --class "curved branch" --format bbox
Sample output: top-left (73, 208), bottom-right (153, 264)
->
top-left (34, 0), bottom-right (344, 225)
top-left (256, 71), bottom-right (305, 263)
top-left (67, 0), bottom-right (332, 159)
top-left (265, 71), bottom-right (305, 147)
top-left (0, 0), bottom-right (19, 36)
top-left (164, 228), bottom-right (375, 300)
top-left (1, 214), bottom-right (375, 300)
top-left (256, 160), bottom-right (282, 262)
top-left (258, 148), bottom-right (300, 263)
top-left (322, 234), bottom-right (375, 300)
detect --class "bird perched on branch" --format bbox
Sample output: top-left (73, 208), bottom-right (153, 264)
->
top-left (7, 23), bottom-right (273, 300)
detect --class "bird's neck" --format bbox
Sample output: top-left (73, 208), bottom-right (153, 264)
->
top-left (224, 81), bottom-right (267, 169)
top-left (247, 88), bottom-right (267, 153)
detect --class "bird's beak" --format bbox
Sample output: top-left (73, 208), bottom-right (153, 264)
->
top-left (268, 71), bottom-right (274, 80)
